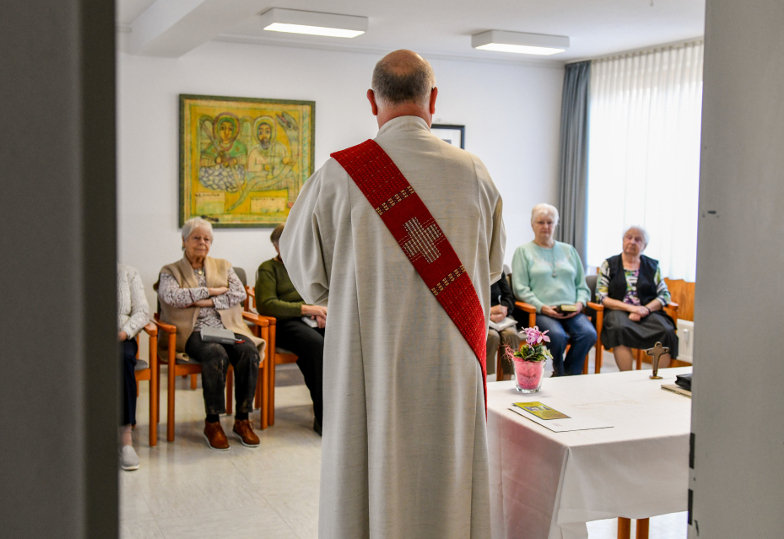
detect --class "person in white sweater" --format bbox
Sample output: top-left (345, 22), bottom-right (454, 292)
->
top-left (117, 263), bottom-right (150, 471)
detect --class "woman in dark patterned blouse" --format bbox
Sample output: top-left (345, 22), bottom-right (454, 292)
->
top-left (596, 226), bottom-right (678, 371)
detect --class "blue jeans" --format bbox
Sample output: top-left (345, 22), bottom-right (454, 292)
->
top-left (534, 313), bottom-right (597, 376)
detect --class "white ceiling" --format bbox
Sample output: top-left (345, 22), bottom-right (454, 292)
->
top-left (116, 0), bottom-right (705, 63)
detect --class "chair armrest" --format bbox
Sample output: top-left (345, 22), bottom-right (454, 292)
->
top-left (152, 317), bottom-right (177, 335)
top-left (663, 301), bottom-right (679, 320)
top-left (142, 321), bottom-right (157, 337)
top-left (514, 301), bottom-right (537, 327)
top-left (242, 311), bottom-right (270, 328)
top-left (253, 314), bottom-right (277, 326)
top-left (586, 301), bottom-right (604, 312)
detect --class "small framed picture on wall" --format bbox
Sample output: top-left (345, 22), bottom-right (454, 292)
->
top-left (431, 124), bottom-right (465, 149)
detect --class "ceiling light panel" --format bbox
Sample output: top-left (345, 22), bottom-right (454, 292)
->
top-left (260, 8), bottom-right (368, 39)
top-left (472, 30), bottom-right (569, 56)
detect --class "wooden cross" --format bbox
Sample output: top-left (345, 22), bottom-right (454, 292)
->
top-left (645, 341), bottom-right (669, 379)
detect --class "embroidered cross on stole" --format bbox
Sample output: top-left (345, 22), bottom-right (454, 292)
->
top-left (331, 139), bottom-right (488, 410)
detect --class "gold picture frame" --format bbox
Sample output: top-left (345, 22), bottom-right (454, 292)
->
top-left (179, 94), bottom-right (315, 227)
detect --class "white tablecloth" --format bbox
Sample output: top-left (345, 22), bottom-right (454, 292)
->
top-left (487, 367), bottom-right (692, 539)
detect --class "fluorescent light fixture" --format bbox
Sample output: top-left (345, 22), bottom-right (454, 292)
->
top-left (259, 8), bottom-right (367, 39)
top-left (471, 30), bottom-right (569, 56)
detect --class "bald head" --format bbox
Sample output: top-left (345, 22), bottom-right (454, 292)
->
top-left (371, 50), bottom-right (435, 107)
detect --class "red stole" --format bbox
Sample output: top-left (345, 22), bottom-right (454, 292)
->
top-left (331, 139), bottom-right (487, 410)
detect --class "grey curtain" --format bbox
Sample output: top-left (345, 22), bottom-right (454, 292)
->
top-left (556, 61), bottom-right (591, 264)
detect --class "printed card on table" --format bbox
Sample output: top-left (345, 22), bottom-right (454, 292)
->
top-left (508, 400), bottom-right (613, 432)
top-left (513, 401), bottom-right (569, 420)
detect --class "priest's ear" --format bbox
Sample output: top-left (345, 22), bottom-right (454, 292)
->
top-left (428, 86), bottom-right (438, 116)
top-left (367, 89), bottom-right (379, 116)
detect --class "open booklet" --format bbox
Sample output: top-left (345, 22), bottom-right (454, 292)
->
top-left (509, 401), bottom-right (613, 433)
top-left (489, 317), bottom-right (517, 332)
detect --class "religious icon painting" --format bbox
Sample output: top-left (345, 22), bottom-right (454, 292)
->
top-left (179, 94), bottom-right (315, 227)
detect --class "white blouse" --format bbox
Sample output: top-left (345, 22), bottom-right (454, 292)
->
top-left (117, 264), bottom-right (150, 339)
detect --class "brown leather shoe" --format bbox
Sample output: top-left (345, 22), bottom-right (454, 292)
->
top-left (203, 420), bottom-right (230, 450)
top-left (232, 419), bottom-right (260, 447)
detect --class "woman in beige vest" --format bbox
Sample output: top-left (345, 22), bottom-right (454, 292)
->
top-left (157, 217), bottom-right (261, 450)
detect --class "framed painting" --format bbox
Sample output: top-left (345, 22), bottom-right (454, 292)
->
top-left (179, 94), bottom-right (315, 227)
top-left (431, 123), bottom-right (465, 149)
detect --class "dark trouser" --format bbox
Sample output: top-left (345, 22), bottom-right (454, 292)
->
top-left (276, 318), bottom-right (324, 425)
top-left (535, 313), bottom-right (597, 376)
top-left (185, 331), bottom-right (259, 418)
top-left (121, 339), bottom-right (138, 426)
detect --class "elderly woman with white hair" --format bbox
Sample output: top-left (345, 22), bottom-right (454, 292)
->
top-left (156, 217), bottom-right (262, 450)
top-left (511, 203), bottom-right (596, 376)
top-left (596, 226), bottom-right (678, 371)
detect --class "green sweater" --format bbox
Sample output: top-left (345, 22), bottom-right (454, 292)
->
top-left (511, 241), bottom-right (590, 312)
top-left (255, 258), bottom-right (304, 319)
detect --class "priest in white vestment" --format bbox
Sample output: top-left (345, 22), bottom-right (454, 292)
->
top-left (281, 49), bottom-right (505, 539)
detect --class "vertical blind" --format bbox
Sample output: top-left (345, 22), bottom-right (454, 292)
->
top-left (585, 41), bottom-right (703, 280)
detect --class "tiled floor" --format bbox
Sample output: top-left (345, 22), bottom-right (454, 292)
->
top-left (121, 355), bottom-right (687, 538)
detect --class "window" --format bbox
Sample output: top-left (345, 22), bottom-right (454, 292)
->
top-left (586, 42), bottom-right (703, 280)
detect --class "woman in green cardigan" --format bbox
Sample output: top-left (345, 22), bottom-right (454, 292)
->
top-left (256, 224), bottom-right (325, 435)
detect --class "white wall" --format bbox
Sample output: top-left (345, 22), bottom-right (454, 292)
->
top-left (118, 41), bottom-right (564, 306)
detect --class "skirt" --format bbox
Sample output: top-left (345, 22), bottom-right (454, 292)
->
top-left (601, 310), bottom-right (679, 358)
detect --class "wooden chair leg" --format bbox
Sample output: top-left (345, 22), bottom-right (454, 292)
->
top-left (256, 358), bottom-right (269, 429)
top-left (190, 373), bottom-right (198, 389)
top-left (149, 365), bottom-right (158, 448)
top-left (495, 347), bottom-right (506, 381)
top-left (617, 517), bottom-right (631, 539)
top-left (636, 517), bottom-right (649, 539)
top-left (226, 366), bottom-right (233, 415)
top-left (268, 361), bottom-right (276, 426)
top-left (167, 363), bottom-right (176, 442)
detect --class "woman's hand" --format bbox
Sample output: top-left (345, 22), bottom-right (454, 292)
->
top-left (302, 304), bottom-right (327, 318)
top-left (541, 305), bottom-right (564, 318)
top-left (490, 304), bottom-right (508, 323)
top-left (314, 314), bottom-right (327, 329)
top-left (208, 286), bottom-right (228, 297)
top-left (192, 298), bottom-right (214, 307)
top-left (303, 304), bottom-right (328, 328)
top-left (118, 330), bottom-right (128, 342)
top-left (628, 305), bottom-right (650, 322)
top-left (561, 302), bottom-right (583, 319)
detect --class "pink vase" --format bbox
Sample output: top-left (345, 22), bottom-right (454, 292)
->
top-left (513, 357), bottom-right (545, 393)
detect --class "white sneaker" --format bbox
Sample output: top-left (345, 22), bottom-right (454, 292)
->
top-left (120, 445), bottom-right (140, 471)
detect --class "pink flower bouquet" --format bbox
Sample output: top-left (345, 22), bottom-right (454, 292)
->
top-left (505, 326), bottom-right (553, 393)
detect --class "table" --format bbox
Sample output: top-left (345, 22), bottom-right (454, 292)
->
top-left (487, 367), bottom-right (692, 539)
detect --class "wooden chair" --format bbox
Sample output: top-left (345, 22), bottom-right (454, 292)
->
top-left (133, 322), bottom-right (159, 446)
top-left (231, 267), bottom-right (271, 428)
top-left (245, 286), bottom-right (298, 427)
top-left (153, 271), bottom-right (270, 442)
top-left (590, 267), bottom-right (679, 370)
top-left (510, 273), bottom-right (604, 374)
